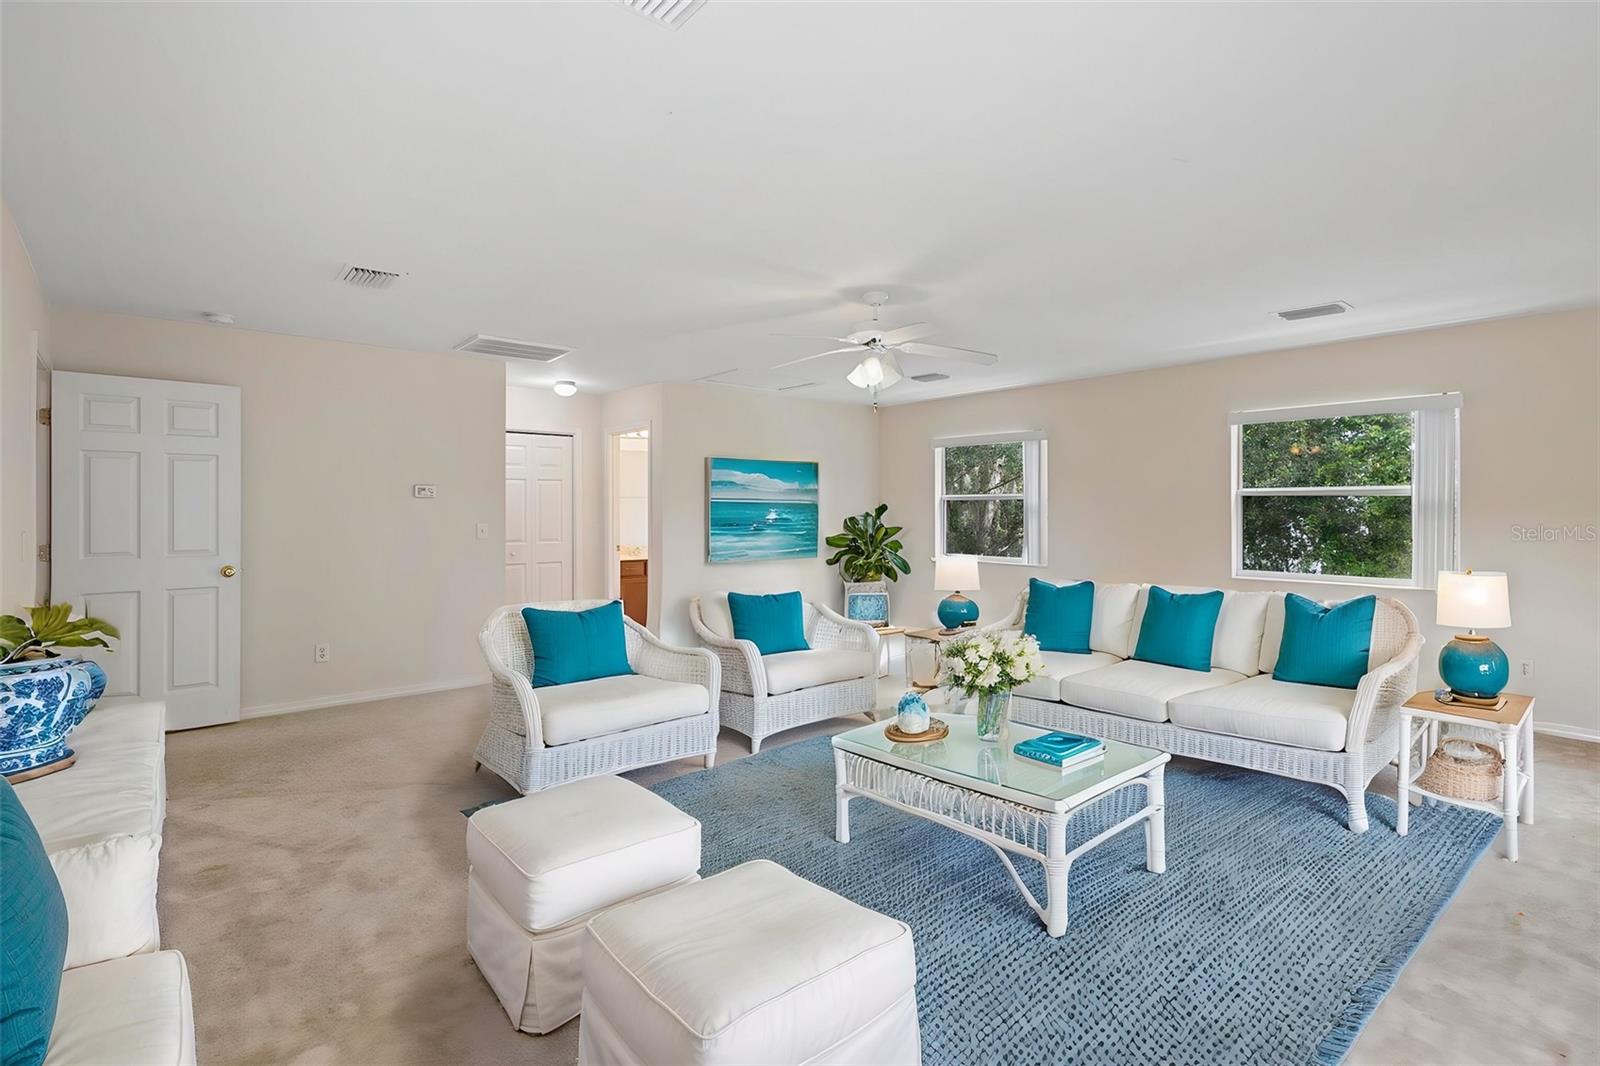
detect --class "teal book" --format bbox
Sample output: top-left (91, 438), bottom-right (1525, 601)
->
top-left (1013, 731), bottom-right (1105, 770)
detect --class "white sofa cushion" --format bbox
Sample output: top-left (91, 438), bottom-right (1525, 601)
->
top-left (466, 775), bottom-right (700, 933)
top-left (1015, 651), bottom-right (1120, 700)
top-left (761, 648), bottom-right (873, 695)
top-left (50, 835), bottom-right (162, 969)
top-left (582, 859), bottom-right (918, 1066)
top-left (1169, 673), bottom-right (1355, 752)
top-left (1089, 582), bottom-right (1142, 658)
top-left (1128, 585), bottom-right (1268, 676)
top-left (1059, 659), bottom-right (1246, 723)
top-left (697, 592), bottom-right (734, 640)
top-left (45, 950), bottom-right (195, 1066)
top-left (536, 674), bottom-right (707, 745)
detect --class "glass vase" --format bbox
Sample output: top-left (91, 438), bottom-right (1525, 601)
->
top-left (974, 689), bottom-right (1010, 742)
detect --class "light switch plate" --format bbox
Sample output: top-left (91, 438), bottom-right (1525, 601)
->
top-left (413, 484), bottom-right (437, 499)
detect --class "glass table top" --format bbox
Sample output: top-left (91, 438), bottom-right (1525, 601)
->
top-left (833, 714), bottom-right (1165, 810)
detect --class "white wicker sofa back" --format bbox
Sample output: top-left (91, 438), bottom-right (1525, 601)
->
top-left (988, 582), bottom-right (1421, 832)
top-left (476, 600), bottom-right (720, 794)
top-left (690, 594), bottom-right (880, 754)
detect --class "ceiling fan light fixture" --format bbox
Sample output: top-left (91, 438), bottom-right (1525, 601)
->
top-left (847, 352), bottom-right (902, 390)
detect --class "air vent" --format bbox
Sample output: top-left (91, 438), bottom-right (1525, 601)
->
top-left (1276, 301), bottom-right (1352, 322)
top-left (338, 264), bottom-right (404, 289)
top-left (909, 372), bottom-right (950, 383)
top-left (619, 0), bottom-right (707, 29)
top-left (453, 335), bottom-right (572, 362)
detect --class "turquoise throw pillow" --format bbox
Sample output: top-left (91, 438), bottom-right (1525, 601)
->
top-left (1132, 586), bottom-right (1224, 672)
top-left (1273, 593), bottom-right (1376, 690)
top-left (522, 601), bottom-right (634, 688)
top-left (1, 777), bottom-right (68, 1066)
top-left (1023, 578), bottom-right (1094, 653)
top-left (727, 591), bottom-right (810, 655)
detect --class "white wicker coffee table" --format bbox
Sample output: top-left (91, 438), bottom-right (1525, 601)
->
top-left (831, 716), bottom-right (1169, 937)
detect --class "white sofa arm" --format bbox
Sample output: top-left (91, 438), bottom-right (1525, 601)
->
top-left (690, 598), bottom-right (768, 699)
top-left (810, 603), bottom-right (881, 664)
top-left (976, 591), bottom-right (1026, 635)
top-left (1345, 631), bottom-right (1424, 752)
top-left (630, 620), bottom-right (723, 716)
top-left (478, 627), bottom-right (547, 750)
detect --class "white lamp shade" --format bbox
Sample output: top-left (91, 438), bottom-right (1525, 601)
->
top-left (1436, 570), bottom-right (1511, 629)
top-left (934, 555), bottom-right (980, 592)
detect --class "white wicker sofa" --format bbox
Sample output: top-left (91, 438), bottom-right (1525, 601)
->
top-left (476, 601), bottom-right (721, 794)
top-left (986, 582), bottom-right (1422, 832)
top-left (690, 594), bottom-right (880, 753)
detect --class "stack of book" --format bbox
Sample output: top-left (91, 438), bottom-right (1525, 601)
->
top-left (1012, 731), bottom-right (1105, 772)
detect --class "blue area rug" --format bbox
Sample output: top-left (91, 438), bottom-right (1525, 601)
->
top-left (644, 735), bottom-right (1500, 1066)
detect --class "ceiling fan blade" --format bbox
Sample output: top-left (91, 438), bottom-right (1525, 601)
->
top-left (771, 333), bottom-right (858, 345)
top-left (896, 341), bottom-right (1000, 366)
top-left (875, 322), bottom-right (935, 345)
top-left (770, 346), bottom-right (864, 370)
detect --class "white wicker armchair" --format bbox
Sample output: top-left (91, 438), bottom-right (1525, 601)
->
top-left (690, 596), bottom-right (880, 753)
top-left (476, 600), bottom-right (721, 794)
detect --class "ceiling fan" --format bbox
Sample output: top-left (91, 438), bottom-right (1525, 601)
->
top-left (771, 291), bottom-right (999, 397)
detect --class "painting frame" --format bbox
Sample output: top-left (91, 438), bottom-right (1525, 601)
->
top-left (706, 456), bottom-right (820, 564)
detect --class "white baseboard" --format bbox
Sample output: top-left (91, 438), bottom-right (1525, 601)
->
top-left (1532, 720), bottom-right (1600, 744)
top-left (240, 674), bottom-right (487, 721)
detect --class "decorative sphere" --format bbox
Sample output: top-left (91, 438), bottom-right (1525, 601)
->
top-left (895, 690), bottom-right (930, 735)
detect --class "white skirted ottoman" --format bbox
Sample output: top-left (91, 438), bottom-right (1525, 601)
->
top-left (466, 775), bottom-right (700, 1034)
top-left (578, 859), bottom-right (921, 1066)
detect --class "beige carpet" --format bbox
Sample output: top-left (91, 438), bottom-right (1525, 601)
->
top-left (158, 684), bottom-right (1600, 1066)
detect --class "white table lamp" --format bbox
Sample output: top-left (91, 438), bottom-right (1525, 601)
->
top-left (1436, 569), bottom-right (1511, 706)
top-left (934, 555), bottom-right (981, 633)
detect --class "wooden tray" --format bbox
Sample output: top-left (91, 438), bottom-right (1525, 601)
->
top-left (884, 717), bottom-right (949, 743)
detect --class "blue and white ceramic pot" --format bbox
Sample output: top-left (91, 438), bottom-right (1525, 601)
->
top-left (0, 657), bottom-right (108, 780)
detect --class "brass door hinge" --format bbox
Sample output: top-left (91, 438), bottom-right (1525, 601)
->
top-left (37, 408), bottom-right (50, 426)
top-left (36, 544), bottom-right (50, 563)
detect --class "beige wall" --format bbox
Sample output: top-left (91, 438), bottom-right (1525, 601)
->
top-left (1, 202), bottom-right (48, 611)
top-left (48, 308), bottom-right (506, 716)
top-left (647, 383), bottom-right (880, 646)
top-left (506, 384), bottom-right (606, 601)
top-left (877, 309), bottom-right (1600, 738)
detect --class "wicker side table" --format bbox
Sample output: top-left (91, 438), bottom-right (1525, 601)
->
top-left (1398, 690), bottom-right (1536, 861)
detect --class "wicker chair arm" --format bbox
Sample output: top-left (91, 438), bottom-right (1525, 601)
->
top-left (689, 598), bottom-right (768, 698)
top-left (477, 625), bottom-right (546, 749)
top-left (630, 619), bottom-right (723, 713)
top-left (1345, 631), bottom-right (1424, 752)
top-left (810, 603), bottom-right (881, 661)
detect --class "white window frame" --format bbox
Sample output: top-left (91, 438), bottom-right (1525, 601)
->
top-left (933, 431), bottom-right (1048, 567)
top-left (1229, 394), bottom-right (1461, 590)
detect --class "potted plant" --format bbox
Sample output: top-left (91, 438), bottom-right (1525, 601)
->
top-left (825, 504), bottom-right (911, 626)
top-left (0, 604), bottom-right (119, 781)
top-left (938, 631), bottom-right (1044, 741)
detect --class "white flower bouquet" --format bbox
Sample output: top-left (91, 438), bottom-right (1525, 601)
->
top-left (938, 630), bottom-right (1045, 741)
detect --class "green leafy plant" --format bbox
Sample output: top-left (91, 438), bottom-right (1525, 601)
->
top-left (825, 504), bottom-right (911, 583)
top-left (0, 603), bottom-right (121, 665)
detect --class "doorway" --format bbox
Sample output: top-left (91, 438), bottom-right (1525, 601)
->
top-left (505, 432), bottom-right (574, 604)
top-left (608, 428), bottom-right (650, 624)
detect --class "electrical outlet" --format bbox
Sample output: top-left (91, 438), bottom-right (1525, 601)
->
top-left (1519, 659), bottom-right (1535, 681)
top-left (314, 643), bottom-right (330, 664)
top-left (413, 484), bottom-right (437, 499)
top-left (476, 522), bottom-right (489, 540)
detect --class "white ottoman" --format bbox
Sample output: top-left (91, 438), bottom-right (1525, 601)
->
top-left (579, 860), bottom-right (920, 1066)
top-left (467, 775), bottom-right (700, 1034)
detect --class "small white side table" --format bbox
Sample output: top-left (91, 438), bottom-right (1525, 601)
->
top-left (1397, 691), bottom-right (1536, 861)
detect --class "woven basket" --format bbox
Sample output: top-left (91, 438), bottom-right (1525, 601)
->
top-left (1416, 738), bottom-right (1504, 802)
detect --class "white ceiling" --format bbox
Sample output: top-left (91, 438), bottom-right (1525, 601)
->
top-left (3, 1), bottom-right (1596, 404)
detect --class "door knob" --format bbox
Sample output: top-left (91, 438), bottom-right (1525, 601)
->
top-left (220, 565), bottom-right (237, 578)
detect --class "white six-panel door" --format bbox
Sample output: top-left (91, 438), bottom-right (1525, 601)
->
top-left (504, 432), bottom-right (573, 604)
top-left (51, 371), bottom-right (242, 731)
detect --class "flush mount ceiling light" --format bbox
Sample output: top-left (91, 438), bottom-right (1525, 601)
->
top-left (552, 380), bottom-right (578, 397)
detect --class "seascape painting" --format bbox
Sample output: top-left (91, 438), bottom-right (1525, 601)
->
top-left (707, 457), bottom-right (819, 563)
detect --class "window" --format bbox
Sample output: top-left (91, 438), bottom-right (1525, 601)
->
top-left (1230, 395), bottom-right (1460, 587)
top-left (934, 432), bottom-right (1047, 565)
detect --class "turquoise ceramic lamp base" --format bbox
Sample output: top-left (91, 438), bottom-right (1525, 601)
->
top-left (937, 592), bottom-right (979, 633)
top-left (1438, 633), bottom-right (1509, 707)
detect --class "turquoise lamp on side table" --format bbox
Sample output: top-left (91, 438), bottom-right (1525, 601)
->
top-left (934, 555), bottom-right (981, 633)
top-left (1435, 569), bottom-right (1511, 707)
